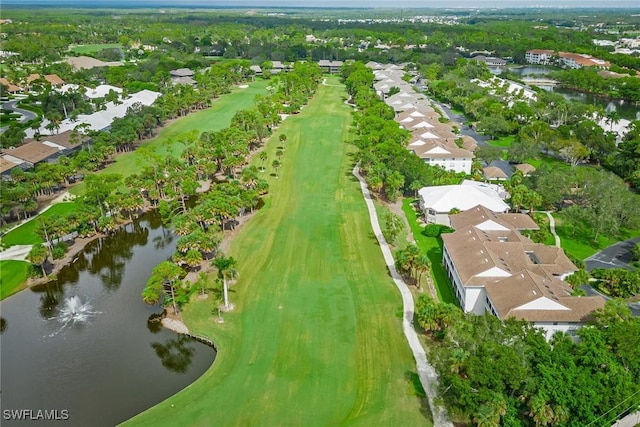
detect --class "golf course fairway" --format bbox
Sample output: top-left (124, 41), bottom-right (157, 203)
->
top-left (126, 76), bottom-right (431, 426)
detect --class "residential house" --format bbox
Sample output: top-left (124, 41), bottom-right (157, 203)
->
top-left (318, 60), bottom-right (344, 74)
top-left (483, 166), bottom-right (508, 181)
top-left (1, 141), bottom-right (63, 169)
top-left (169, 68), bottom-right (196, 86)
top-left (0, 157), bottom-right (25, 180)
top-left (0, 77), bottom-right (21, 93)
top-left (442, 205), bottom-right (605, 340)
top-left (515, 163), bottom-right (536, 176)
top-left (525, 49), bottom-right (610, 69)
top-left (472, 55), bottom-right (507, 67)
top-left (418, 182), bottom-right (509, 226)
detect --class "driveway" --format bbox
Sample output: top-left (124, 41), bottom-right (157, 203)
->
top-left (1, 99), bottom-right (37, 123)
top-left (585, 236), bottom-right (640, 272)
top-left (435, 102), bottom-right (514, 178)
top-left (0, 99), bottom-right (38, 134)
top-left (580, 284), bottom-right (640, 317)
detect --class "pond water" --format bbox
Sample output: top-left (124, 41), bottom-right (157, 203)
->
top-left (501, 66), bottom-right (640, 121)
top-left (0, 212), bottom-right (215, 427)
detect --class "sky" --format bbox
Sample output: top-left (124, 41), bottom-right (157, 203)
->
top-left (5, 0), bottom-right (640, 8)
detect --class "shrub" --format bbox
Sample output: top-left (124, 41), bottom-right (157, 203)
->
top-left (52, 242), bottom-right (68, 260)
top-left (422, 224), bottom-right (454, 238)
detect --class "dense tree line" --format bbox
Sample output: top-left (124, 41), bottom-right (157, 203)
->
top-left (430, 59), bottom-right (640, 191)
top-left (139, 61), bottom-right (321, 314)
top-left (416, 295), bottom-right (640, 426)
top-left (341, 62), bottom-right (464, 202)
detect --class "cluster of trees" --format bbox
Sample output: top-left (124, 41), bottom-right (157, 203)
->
top-left (341, 62), bottom-right (464, 202)
top-left (431, 59), bottom-right (640, 190)
top-left (416, 295), bottom-right (640, 426)
top-left (138, 61), bottom-right (322, 314)
top-left (394, 244), bottom-right (430, 289)
top-left (5, 7), bottom-right (634, 81)
top-left (552, 68), bottom-right (640, 103)
top-left (525, 166), bottom-right (640, 242)
top-left (590, 268), bottom-right (640, 298)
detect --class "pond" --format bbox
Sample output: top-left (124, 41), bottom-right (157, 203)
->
top-left (503, 66), bottom-right (640, 121)
top-left (0, 212), bottom-right (215, 426)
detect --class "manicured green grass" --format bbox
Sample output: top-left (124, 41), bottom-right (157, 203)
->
top-left (487, 135), bottom-right (515, 148)
top-left (1, 203), bottom-right (77, 247)
top-left (70, 80), bottom-right (269, 195)
top-left (69, 43), bottom-right (121, 54)
top-left (127, 77), bottom-right (431, 426)
top-left (0, 260), bottom-right (30, 300)
top-left (524, 153), bottom-right (570, 170)
top-left (554, 212), bottom-right (640, 261)
top-left (401, 198), bottom-right (458, 306)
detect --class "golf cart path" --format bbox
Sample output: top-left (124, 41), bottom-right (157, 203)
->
top-left (353, 164), bottom-right (453, 427)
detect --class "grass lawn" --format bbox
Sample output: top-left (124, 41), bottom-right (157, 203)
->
top-left (0, 260), bottom-right (30, 300)
top-left (553, 212), bottom-right (640, 261)
top-left (1, 203), bottom-right (77, 247)
top-left (401, 198), bottom-right (458, 306)
top-left (69, 43), bottom-right (121, 54)
top-left (126, 77), bottom-right (431, 426)
top-left (70, 80), bottom-right (269, 195)
top-left (487, 135), bottom-right (515, 148)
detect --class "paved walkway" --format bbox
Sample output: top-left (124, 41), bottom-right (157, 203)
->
top-left (353, 165), bottom-right (453, 427)
top-left (543, 211), bottom-right (561, 247)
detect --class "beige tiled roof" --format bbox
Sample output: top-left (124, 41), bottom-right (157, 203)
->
top-left (515, 163), bottom-right (536, 175)
top-left (498, 213), bottom-right (539, 230)
top-left (2, 142), bottom-right (59, 164)
top-left (0, 157), bottom-right (19, 174)
top-left (24, 130), bottom-right (85, 149)
top-left (443, 206), bottom-right (592, 323)
top-left (507, 297), bottom-right (605, 322)
top-left (44, 74), bottom-right (64, 86)
top-left (411, 141), bottom-right (474, 159)
top-left (450, 205), bottom-right (538, 231)
top-left (483, 166), bottom-right (508, 179)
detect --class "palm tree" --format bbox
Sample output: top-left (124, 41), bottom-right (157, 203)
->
top-left (605, 110), bottom-right (620, 131)
top-left (272, 159), bottom-right (281, 178)
top-left (212, 254), bottom-right (237, 311)
top-left (259, 151), bottom-right (268, 172)
top-left (28, 243), bottom-right (49, 278)
top-left (415, 254), bottom-right (431, 290)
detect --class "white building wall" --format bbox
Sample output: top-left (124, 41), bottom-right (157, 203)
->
top-left (424, 158), bottom-right (471, 174)
top-left (465, 286), bottom-right (486, 314)
top-left (534, 322), bottom-right (580, 341)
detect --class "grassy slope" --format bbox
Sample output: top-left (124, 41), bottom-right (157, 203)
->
top-left (70, 80), bottom-right (269, 194)
top-left (126, 77), bottom-right (430, 426)
top-left (0, 260), bottom-right (30, 300)
top-left (1, 202), bottom-right (77, 247)
top-left (401, 199), bottom-right (458, 306)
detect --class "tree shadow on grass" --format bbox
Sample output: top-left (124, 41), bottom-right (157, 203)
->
top-left (405, 371), bottom-right (433, 421)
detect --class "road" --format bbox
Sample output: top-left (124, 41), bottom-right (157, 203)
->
top-left (585, 236), bottom-right (640, 272)
top-left (0, 98), bottom-right (38, 134)
top-left (435, 101), bottom-right (514, 178)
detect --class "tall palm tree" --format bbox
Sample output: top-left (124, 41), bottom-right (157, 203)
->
top-left (212, 254), bottom-right (237, 311)
top-left (28, 243), bottom-right (49, 278)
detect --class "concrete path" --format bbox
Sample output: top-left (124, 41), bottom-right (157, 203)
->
top-left (0, 244), bottom-right (32, 261)
top-left (543, 211), bottom-right (561, 247)
top-left (353, 165), bottom-right (453, 427)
